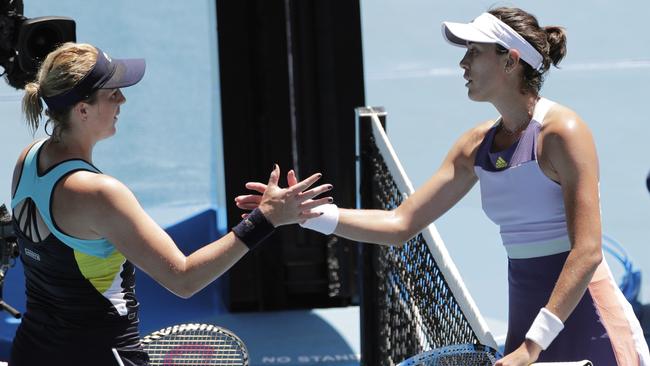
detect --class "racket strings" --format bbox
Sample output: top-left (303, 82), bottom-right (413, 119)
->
top-left (398, 344), bottom-right (501, 366)
top-left (142, 327), bottom-right (248, 365)
top-left (429, 352), bottom-right (498, 366)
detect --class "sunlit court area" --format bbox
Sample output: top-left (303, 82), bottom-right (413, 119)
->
top-left (1, 0), bottom-right (650, 365)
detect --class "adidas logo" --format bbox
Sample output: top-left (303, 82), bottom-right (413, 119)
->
top-left (495, 156), bottom-right (508, 169)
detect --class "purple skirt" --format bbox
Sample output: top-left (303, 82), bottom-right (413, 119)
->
top-left (505, 251), bottom-right (644, 364)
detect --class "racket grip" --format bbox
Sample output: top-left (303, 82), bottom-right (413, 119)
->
top-left (0, 300), bottom-right (21, 319)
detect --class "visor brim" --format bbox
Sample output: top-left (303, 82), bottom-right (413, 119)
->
top-left (102, 58), bottom-right (146, 89)
top-left (442, 21), bottom-right (497, 47)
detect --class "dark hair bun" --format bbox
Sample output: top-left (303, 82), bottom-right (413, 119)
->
top-left (544, 26), bottom-right (567, 67)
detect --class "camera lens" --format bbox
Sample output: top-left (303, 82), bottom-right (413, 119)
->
top-left (26, 23), bottom-right (62, 62)
top-left (15, 17), bottom-right (76, 79)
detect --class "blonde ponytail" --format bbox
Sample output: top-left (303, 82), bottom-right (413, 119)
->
top-left (22, 81), bottom-right (44, 133)
top-left (21, 42), bottom-right (98, 136)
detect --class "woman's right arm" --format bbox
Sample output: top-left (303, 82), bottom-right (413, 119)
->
top-left (333, 123), bottom-right (488, 245)
top-left (236, 122), bottom-right (491, 246)
top-left (84, 165), bottom-right (330, 298)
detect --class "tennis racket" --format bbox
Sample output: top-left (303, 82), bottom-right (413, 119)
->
top-left (141, 323), bottom-right (249, 366)
top-left (396, 343), bottom-right (501, 366)
top-left (396, 343), bottom-right (592, 366)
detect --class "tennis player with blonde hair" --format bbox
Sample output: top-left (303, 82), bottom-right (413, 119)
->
top-left (11, 42), bottom-right (333, 365)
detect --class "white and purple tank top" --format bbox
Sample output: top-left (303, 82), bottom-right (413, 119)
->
top-left (474, 97), bottom-right (570, 259)
top-left (474, 99), bottom-right (650, 364)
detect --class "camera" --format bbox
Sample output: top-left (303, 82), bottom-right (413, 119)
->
top-left (0, 204), bottom-right (18, 269)
top-left (0, 203), bottom-right (20, 318)
top-left (1, 0), bottom-right (76, 89)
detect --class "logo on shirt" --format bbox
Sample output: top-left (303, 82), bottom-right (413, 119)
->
top-left (24, 247), bottom-right (41, 261)
top-left (495, 156), bottom-right (508, 169)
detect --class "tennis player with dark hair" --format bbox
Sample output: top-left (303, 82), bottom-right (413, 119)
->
top-left (237, 7), bottom-right (650, 365)
top-left (10, 42), bottom-right (332, 366)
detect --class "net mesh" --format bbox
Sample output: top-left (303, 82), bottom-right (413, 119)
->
top-left (361, 122), bottom-right (481, 365)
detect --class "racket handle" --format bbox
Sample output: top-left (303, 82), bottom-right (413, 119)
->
top-left (0, 300), bottom-right (21, 319)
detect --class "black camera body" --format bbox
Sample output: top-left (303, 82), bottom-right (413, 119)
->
top-left (0, 204), bottom-right (18, 277)
top-left (0, 203), bottom-right (20, 318)
top-left (1, 0), bottom-right (76, 89)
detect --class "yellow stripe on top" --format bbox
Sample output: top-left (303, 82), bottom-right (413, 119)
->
top-left (74, 249), bottom-right (126, 293)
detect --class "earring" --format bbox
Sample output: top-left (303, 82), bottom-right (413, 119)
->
top-left (44, 119), bottom-right (54, 136)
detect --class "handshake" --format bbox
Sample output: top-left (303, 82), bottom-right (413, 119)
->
top-left (234, 167), bottom-right (339, 235)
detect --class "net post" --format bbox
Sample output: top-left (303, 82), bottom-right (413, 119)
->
top-left (355, 106), bottom-right (386, 366)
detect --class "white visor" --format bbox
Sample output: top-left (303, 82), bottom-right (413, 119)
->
top-left (442, 12), bottom-right (543, 70)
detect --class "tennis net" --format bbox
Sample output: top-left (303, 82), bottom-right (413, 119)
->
top-left (356, 107), bottom-right (497, 366)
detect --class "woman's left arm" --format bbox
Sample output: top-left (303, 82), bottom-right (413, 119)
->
top-left (497, 107), bottom-right (603, 365)
top-left (541, 106), bottom-right (602, 322)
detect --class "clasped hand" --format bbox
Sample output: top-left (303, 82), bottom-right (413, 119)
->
top-left (247, 165), bottom-right (333, 227)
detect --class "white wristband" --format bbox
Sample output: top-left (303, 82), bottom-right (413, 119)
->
top-left (525, 307), bottom-right (564, 350)
top-left (300, 204), bottom-right (339, 235)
